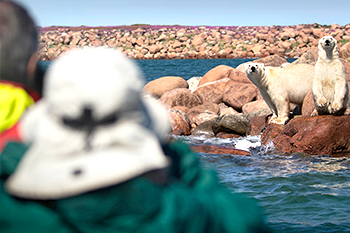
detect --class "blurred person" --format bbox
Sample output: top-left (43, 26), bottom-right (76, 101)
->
top-left (0, 47), bottom-right (271, 233)
top-left (0, 0), bottom-right (44, 150)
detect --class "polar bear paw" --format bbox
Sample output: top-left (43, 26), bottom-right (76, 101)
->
top-left (316, 97), bottom-right (328, 108)
top-left (329, 102), bottom-right (342, 114)
top-left (310, 109), bottom-right (319, 116)
top-left (269, 116), bottom-right (289, 125)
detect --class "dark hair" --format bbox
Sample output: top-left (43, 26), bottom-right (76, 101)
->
top-left (0, 0), bottom-right (38, 85)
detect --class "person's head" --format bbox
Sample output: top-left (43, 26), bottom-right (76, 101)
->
top-left (5, 47), bottom-right (171, 200)
top-left (0, 0), bottom-right (39, 89)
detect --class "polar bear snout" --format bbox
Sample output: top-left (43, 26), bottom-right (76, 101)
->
top-left (251, 66), bottom-right (256, 72)
top-left (320, 36), bottom-right (335, 48)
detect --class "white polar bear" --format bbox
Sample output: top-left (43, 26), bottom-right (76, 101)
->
top-left (312, 36), bottom-right (350, 116)
top-left (245, 63), bottom-right (314, 124)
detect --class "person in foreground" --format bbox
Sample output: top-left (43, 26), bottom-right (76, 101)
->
top-left (0, 47), bottom-right (271, 233)
top-left (0, 0), bottom-right (45, 150)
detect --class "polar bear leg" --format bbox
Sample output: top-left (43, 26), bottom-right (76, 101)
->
top-left (268, 95), bottom-right (290, 125)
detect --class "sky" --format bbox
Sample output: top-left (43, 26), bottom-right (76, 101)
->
top-left (15, 0), bottom-right (350, 28)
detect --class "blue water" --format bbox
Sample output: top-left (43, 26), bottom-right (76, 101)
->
top-left (40, 58), bottom-right (350, 232)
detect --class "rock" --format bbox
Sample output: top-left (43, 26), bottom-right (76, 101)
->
top-left (223, 81), bottom-right (258, 111)
top-left (342, 60), bottom-right (350, 82)
top-left (260, 123), bottom-right (284, 146)
top-left (168, 109), bottom-right (191, 136)
top-left (187, 102), bottom-right (220, 119)
top-left (191, 119), bottom-right (216, 136)
top-left (292, 47), bottom-right (318, 65)
top-left (272, 115), bottom-right (350, 155)
top-left (161, 90), bottom-right (203, 109)
top-left (148, 44), bottom-right (162, 54)
top-left (191, 111), bottom-right (218, 126)
top-left (212, 114), bottom-right (248, 135)
top-left (193, 79), bottom-right (229, 104)
top-left (253, 54), bottom-right (289, 67)
top-left (212, 109), bottom-right (271, 136)
top-left (242, 100), bottom-right (270, 114)
top-left (301, 90), bottom-right (315, 116)
top-left (192, 35), bottom-right (205, 46)
top-left (190, 144), bottom-right (250, 155)
top-left (159, 88), bottom-right (191, 107)
top-left (220, 106), bottom-right (240, 116)
top-left (198, 65), bottom-right (234, 86)
top-left (172, 105), bottom-right (189, 114)
top-left (143, 76), bottom-right (189, 98)
top-left (246, 114), bottom-right (271, 136)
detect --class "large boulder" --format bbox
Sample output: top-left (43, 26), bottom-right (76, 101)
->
top-left (193, 79), bottom-right (229, 104)
top-left (253, 54), bottom-right (289, 67)
top-left (292, 47), bottom-right (318, 66)
top-left (242, 100), bottom-right (270, 114)
top-left (262, 115), bottom-right (350, 155)
top-left (223, 81), bottom-right (258, 111)
top-left (212, 109), bottom-right (272, 136)
top-left (143, 76), bottom-right (189, 98)
top-left (198, 65), bottom-right (234, 86)
top-left (160, 89), bottom-right (202, 109)
top-left (168, 109), bottom-right (191, 136)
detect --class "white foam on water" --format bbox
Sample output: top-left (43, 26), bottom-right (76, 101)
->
top-left (172, 135), bottom-right (262, 152)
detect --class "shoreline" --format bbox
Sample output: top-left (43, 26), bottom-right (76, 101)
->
top-left (37, 23), bottom-right (350, 61)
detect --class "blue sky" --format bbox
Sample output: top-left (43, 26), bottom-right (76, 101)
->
top-left (16, 0), bottom-right (350, 27)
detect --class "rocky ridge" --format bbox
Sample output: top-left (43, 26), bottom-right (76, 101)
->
top-left (38, 23), bottom-right (350, 61)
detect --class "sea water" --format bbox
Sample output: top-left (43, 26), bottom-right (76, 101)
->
top-left (39, 58), bottom-right (350, 232)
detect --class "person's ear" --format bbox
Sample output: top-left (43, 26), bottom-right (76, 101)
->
top-left (26, 53), bottom-right (38, 82)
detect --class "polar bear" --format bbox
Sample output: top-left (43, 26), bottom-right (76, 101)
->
top-left (311, 36), bottom-right (350, 116)
top-left (245, 63), bottom-right (314, 124)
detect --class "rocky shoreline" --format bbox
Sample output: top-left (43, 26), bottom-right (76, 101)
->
top-left (141, 51), bottom-right (350, 156)
top-left (38, 23), bottom-right (350, 61)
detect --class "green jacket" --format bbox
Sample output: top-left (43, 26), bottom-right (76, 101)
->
top-left (0, 141), bottom-right (271, 233)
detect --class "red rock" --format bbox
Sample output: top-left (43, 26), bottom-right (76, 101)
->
top-left (198, 65), bottom-right (234, 86)
top-left (253, 54), bottom-right (288, 67)
top-left (162, 91), bottom-right (202, 109)
top-left (187, 102), bottom-right (220, 116)
top-left (193, 79), bottom-right (229, 104)
top-left (172, 105), bottom-right (189, 114)
top-left (191, 111), bottom-right (218, 126)
top-left (242, 100), bottom-right (270, 114)
top-left (192, 35), bottom-right (205, 46)
top-left (148, 44), bottom-right (162, 54)
top-left (143, 76), bottom-right (188, 98)
top-left (341, 60), bottom-right (350, 82)
top-left (223, 81), bottom-right (258, 111)
top-left (301, 90), bottom-right (315, 116)
top-left (260, 124), bottom-right (284, 146)
top-left (90, 40), bottom-right (103, 46)
top-left (271, 116), bottom-right (350, 155)
top-left (246, 114), bottom-right (270, 136)
top-left (190, 144), bottom-right (250, 155)
top-left (168, 109), bottom-right (191, 136)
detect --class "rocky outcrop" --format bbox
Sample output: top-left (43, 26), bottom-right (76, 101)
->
top-left (38, 23), bottom-right (350, 61)
top-left (261, 116), bottom-right (350, 156)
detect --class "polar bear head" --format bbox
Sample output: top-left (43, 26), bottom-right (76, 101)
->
top-left (245, 63), bottom-right (265, 77)
top-left (245, 63), bottom-right (266, 85)
top-left (318, 36), bottom-right (339, 60)
top-left (319, 36), bottom-right (337, 51)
